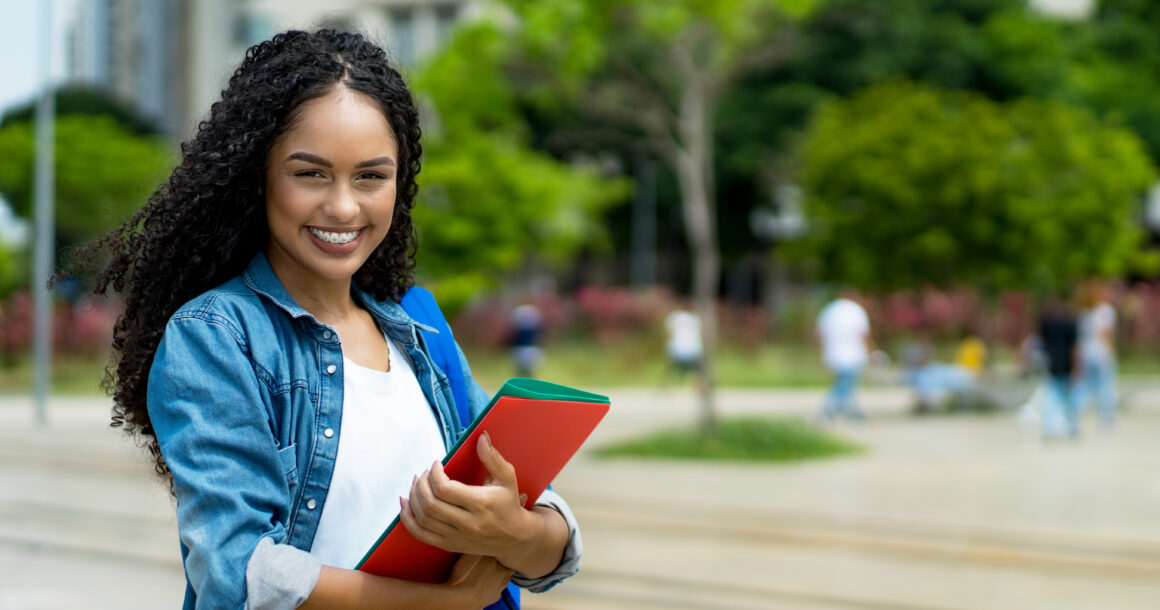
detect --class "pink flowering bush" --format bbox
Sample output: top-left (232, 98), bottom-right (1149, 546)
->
top-left (452, 281), bottom-right (1160, 357)
top-left (0, 292), bottom-right (118, 364)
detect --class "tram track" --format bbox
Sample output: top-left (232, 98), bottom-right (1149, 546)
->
top-left (567, 491), bottom-right (1160, 578)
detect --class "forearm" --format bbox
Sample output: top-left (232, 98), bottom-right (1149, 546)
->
top-left (495, 506), bottom-right (569, 579)
top-left (300, 566), bottom-right (468, 610)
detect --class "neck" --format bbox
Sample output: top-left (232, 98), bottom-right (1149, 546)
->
top-left (267, 259), bottom-right (361, 327)
top-left (287, 281), bottom-right (361, 327)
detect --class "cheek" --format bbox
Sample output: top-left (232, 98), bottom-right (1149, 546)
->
top-left (266, 182), bottom-right (312, 225)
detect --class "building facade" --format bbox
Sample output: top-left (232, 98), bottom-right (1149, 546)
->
top-left (69, 0), bottom-right (480, 140)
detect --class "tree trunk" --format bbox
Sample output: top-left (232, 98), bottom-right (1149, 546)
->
top-left (675, 81), bottom-right (719, 435)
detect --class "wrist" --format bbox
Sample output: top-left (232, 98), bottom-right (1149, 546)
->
top-left (495, 506), bottom-right (547, 575)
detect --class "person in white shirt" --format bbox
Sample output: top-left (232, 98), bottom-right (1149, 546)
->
top-left (665, 305), bottom-right (703, 382)
top-left (1073, 279), bottom-right (1118, 425)
top-left (816, 291), bottom-right (871, 421)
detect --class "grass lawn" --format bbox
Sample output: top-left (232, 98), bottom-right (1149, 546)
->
top-left (0, 353), bottom-right (109, 395)
top-left (595, 415), bottom-right (865, 463)
top-left (464, 341), bottom-right (832, 392)
top-left (1, 341), bottom-right (1156, 396)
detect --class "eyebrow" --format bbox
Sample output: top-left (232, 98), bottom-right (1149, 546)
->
top-left (285, 152), bottom-right (396, 168)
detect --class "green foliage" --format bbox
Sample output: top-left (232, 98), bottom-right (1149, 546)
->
top-left (595, 416), bottom-right (864, 462)
top-left (715, 0), bottom-right (1073, 260)
top-left (0, 115), bottom-right (171, 250)
top-left (411, 21), bottom-right (631, 312)
top-left (1065, 2), bottom-right (1160, 161)
top-left (789, 81), bottom-right (1157, 293)
top-left (0, 242), bottom-right (23, 298)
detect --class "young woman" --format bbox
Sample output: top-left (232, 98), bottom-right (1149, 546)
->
top-left (85, 30), bottom-right (579, 609)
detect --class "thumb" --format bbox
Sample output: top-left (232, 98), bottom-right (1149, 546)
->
top-left (478, 431), bottom-right (518, 491)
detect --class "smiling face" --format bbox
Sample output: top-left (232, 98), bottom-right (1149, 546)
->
top-left (263, 86), bottom-right (399, 295)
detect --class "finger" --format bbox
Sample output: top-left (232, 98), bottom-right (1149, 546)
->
top-left (398, 497), bottom-right (446, 546)
top-left (477, 432), bottom-right (518, 490)
top-left (410, 470), bottom-right (466, 533)
top-left (421, 462), bottom-right (476, 522)
top-left (428, 461), bottom-right (482, 506)
top-left (408, 472), bottom-right (432, 523)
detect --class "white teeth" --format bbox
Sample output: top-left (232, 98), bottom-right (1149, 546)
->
top-left (309, 228), bottom-right (360, 244)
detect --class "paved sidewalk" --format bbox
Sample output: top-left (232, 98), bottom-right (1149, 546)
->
top-left (1, 384), bottom-right (1158, 609)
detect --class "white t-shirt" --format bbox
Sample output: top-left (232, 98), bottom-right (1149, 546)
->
top-left (309, 336), bottom-right (446, 569)
top-left (1079, 302), bottom-right (1115, 362)
top-left (816, 298), bottom-right (870, 371)
top-left (665, 310), bottom-right (702, 361)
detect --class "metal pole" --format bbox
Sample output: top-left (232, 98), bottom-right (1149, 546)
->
top-left (33, 0), bottom-right (56, 427)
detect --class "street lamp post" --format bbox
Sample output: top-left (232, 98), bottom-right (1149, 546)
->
top-left (33, 0), bottom-right (56, 427)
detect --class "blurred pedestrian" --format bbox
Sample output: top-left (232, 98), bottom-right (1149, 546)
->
top-left (664, 303), bottom-right (703, 385)
top-left (1073, 279), bottom-right (1118, 426)
top-left (816, 289), bottom-right (871, 422)
top-left (509, 300), bottom-right (544, 377)
top-left (1038, 296), bottom-right (1080, 439)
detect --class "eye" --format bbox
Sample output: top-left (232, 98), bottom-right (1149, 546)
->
top-left (357, 171), bottom-right (388, 181)
top-left (294, 169), bottom-right (325, 179)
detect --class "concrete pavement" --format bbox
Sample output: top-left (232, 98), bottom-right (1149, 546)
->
top-left (1, 383), bottom-right (1159, 609)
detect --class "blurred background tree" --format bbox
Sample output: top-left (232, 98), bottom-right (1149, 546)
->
top-left (411, 24), bottom-right (631, 313)
top-left (1067, 0), bottom-right (1160, 163)
top-left (0, 116), bottom-right (170, 252)
top-left (0, 86), bottom-right (170, 267)
top-left (488, 0), bottom-right (817, 433)
top-left (0, 244), bottom-right (23, 299)
top-left (786, 81), bottom-right (1157, 294)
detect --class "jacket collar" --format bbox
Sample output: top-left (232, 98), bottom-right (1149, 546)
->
top-left (240, 252), bottom-right (435, 332)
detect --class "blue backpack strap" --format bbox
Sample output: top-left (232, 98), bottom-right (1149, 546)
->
top-left (399, 287), bottom-right (520, 610)
top-left (400, 286), bottom-right (470, 430)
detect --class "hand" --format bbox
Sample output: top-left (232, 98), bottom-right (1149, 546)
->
top-left (399, 432), bottom-right (537, 562)
top-left (445, 554), bottom-right (513, 608)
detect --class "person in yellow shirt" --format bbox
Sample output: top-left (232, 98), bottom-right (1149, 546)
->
top-left (954, 336), bottom-right (987, 374)
top-left (908, 332), bottom-right (987, 411)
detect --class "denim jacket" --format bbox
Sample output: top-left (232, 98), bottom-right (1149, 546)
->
top-left (147, 252), bottom-right (581, 609)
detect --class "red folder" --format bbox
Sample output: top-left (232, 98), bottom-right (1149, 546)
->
top-left (356, 378), bottom-right (610, 583)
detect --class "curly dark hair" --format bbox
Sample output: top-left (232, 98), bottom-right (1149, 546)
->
top-left (83, 29), bottom-right (422, 481)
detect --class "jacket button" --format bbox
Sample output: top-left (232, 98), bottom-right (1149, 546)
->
top-left (323, 330), bottom-right (333, 340)
top-left (324, 428), bottom-right (334, 438)
top-left (326, 364), bottom-right (337, 374)
top-left (306, 498), bottom-right (317, 510)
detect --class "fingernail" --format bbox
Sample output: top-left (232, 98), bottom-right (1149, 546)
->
top-left (519, 494), bottom-right (528, 506)
top-left (481, 431), bottom-right (491, 448)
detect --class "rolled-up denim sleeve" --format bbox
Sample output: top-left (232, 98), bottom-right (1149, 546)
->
top-left (512, 488), bottom-right (583, 592)
top-left (245, 537), bottom-right (321, 609)
top-left (149, 314), bottom-right (302, 609)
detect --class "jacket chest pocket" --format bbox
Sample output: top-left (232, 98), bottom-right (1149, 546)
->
top-left (276, 444), bottom-right (299, 488)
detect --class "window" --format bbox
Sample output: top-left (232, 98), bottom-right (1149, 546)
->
top-left (388, 7), bottom-right (415, 66)
top-left (434, 4), bottom-right (460, 46)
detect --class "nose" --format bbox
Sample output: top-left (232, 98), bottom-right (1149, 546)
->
top-left (324, 182), bottom-right (359, 223)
